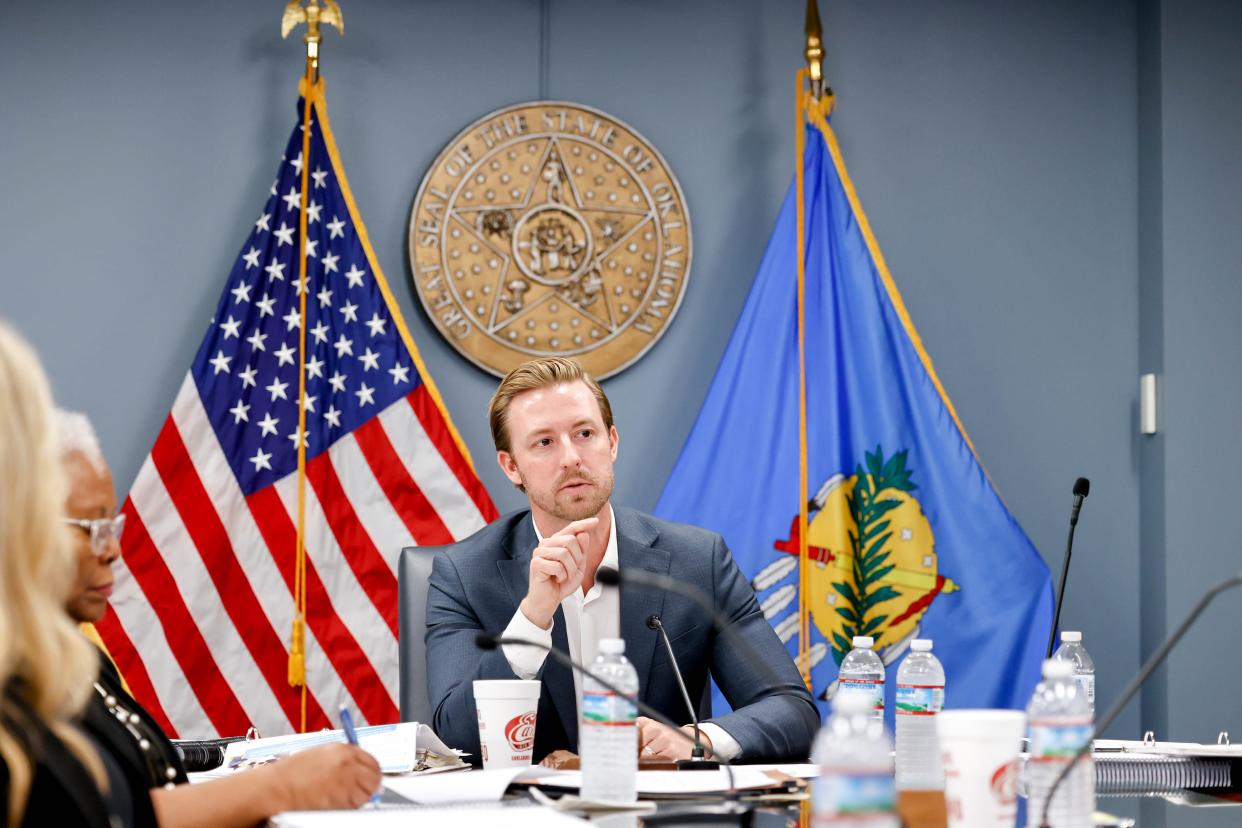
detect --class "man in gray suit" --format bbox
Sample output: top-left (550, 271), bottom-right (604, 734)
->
top-left (425, 357), bottom-right (819, 764)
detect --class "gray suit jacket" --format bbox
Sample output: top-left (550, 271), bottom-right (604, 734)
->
top-left (424, 507), bottom-right (819, 764)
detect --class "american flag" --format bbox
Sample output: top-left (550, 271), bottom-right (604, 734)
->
top-left (96, 83), bottom-right (497, 739)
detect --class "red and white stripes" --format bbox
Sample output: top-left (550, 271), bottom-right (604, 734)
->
top-left (97, 374), bottom-right (496, 739)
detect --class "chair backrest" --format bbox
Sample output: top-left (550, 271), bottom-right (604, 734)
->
top-left (397, 545), bottom-right (447, 725)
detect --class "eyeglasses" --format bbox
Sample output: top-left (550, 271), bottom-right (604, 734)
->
top-left (65, 514), bottom-right (126, 557)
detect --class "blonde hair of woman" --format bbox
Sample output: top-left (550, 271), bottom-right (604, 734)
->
top-left (0, 322), bottom-right (104, 824)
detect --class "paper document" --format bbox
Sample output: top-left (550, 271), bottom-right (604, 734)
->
top-left (273, 804), bottom-right (587, 827)
top-left (222, 721), bottom-right (462, 774)
top-left (527, 766), bottom-right (793, 795)
top-left (1094, 739), bottom-right (1242, 758)
top-left (383, 766), bottom-right (554, 805)
top-left (733, 763), bottom-right (819, 778)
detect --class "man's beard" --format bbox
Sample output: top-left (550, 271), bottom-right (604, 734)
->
top-left (523, 466), bottom-right (614, 522)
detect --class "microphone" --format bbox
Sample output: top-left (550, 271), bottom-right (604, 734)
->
top-left (595, 567), bottom-right (795, 696)
top-left (646, 614), bottom-right (718, 770)
top-left (1046, 477), bottom-right (1091, 658)
top-left (1069, 477), bottom-right (1090, 525)
top-left (1038, 569), bottom-right (1242, 828)
top-left (474, 634), bottom-right (741, 793)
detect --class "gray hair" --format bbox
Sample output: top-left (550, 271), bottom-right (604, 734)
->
top-left (54, 409), bottom-right (106, 470)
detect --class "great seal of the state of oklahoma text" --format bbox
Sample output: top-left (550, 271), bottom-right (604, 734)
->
top-left (408, 101), bottom-right (691, 379)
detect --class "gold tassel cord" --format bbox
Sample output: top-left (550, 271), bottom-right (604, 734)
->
top-left (282, 0), bottom-right (344, 734)
top-left (289, 73), bottom-right (314, 734)
top-left (795, 68), bottom-right (811, 690)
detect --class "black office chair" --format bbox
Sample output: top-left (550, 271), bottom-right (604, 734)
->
top-left (397, 545), bottom-right (448, 725)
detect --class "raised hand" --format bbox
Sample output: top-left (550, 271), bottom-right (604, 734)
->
top-left (519, 516), bottom-right (599, 629)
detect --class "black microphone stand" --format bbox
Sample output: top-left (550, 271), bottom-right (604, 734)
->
top-left (1047, 477), bottom-right (1090, 658)
top-left (1038, 570), bottom-right (1242, 828)
top-left (477, 634), bottom-right (755, 826)
top-left (647, 614), bottom-right (719, 770)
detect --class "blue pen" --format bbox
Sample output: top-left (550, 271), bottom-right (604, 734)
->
top-left (339, 705), bottom-right (361, 745)
top-left (339, 706), bottom-right (380, 805)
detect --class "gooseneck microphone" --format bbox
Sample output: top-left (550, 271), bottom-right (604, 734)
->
top-left (1046, 477), bottom-right (1091, 658)
top-left (1038, 569), bottom-right (1242, 828)
top-left (646, 614), bottom-right (718, 770)
top-left (474, 634), bottom-right (741, 796)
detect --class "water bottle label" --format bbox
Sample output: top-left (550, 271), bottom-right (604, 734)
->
top-left (1075, 674), bottom-right (1095, 704)
top-left (838, 678), bottom-right (885, 711)
top-left (895, 684), bottom-right (943, 716)
top-left (812, 770), bottom-right (896, 817)
top-left (1029, 719), bottom-right (1092, 762)
top-left (581, 690), bottom-right (637, 726)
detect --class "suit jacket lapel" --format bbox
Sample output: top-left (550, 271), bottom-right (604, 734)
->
top-left (615, 508), bottom-right (671, 704)
top-left (496, 514), bottom-right (579, 747)
top-left (496, 518), bottom-right (532, 610)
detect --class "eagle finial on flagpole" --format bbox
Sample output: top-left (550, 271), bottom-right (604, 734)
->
top-left (281, 0), bottom-right (344, 82)
top-left (804, 0), bottom-right (825, 100)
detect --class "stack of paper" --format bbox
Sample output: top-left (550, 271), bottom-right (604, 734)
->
top-left (221, 721), bottom-right (463, 774)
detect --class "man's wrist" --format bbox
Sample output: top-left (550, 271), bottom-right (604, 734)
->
top-left (518, 597), bottom-right (555, 630)
top-left (682, 725), bottom-right (713, 757)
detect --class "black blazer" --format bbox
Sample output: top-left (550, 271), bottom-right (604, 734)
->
top-left (1, 685), bottom-right (115, 828)
top-left (79, 650), bottom-right (187, 828)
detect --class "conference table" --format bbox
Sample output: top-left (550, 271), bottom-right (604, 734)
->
top-left (261, 762), bottom-right (1242, 827)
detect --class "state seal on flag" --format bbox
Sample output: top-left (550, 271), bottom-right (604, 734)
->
top-left (408, 101), bottom-right (692, 379)
top-left (759, 447), bottom-right (960, 691)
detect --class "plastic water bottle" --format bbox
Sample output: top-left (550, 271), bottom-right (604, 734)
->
top-left (1025, 659), bottom-right (1094, 828)
top-left (811, 691), bottom-right (899, 827)
top-left (895, 639), bottom-right (945, 791)
top-left (837, 635), bottom-right (885, 720)
top-left (580, 638), bottom-right (638, 803)
top-left (1053, 631), bottom-right (1096, 716)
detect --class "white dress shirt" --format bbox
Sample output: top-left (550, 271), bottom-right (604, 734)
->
top-left (500, 507), bottom-right (742, 760)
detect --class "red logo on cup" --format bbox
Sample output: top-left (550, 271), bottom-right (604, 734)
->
top-left (505, 711), bottom-right (537, 752)
top-left (990, 759), bottom-right (1019, 805)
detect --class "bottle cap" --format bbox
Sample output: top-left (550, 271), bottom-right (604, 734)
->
top-left (911, 639), bottom-right (933, 652)
top-left (599, 638), bottom-right (626, 655)
top-left (833, 692), bottom-right (874, 714)
top-left (1060, 631), bottom-right (1082, 643)
top-left (852, 635), bottom-right (874, 649)
top-left (1042, 659), bottom-right (1074, 679)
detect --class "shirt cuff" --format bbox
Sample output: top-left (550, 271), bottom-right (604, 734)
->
top-left (698, 722), bottom-right (742, 762)
top-left (500, 607), bottom-right (553, 679)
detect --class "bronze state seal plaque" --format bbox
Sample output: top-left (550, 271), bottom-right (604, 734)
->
top-left (408, 101), bottom-right (691, 379)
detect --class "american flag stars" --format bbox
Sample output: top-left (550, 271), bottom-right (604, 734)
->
top-left (190, 108), bottom-right (416, 496)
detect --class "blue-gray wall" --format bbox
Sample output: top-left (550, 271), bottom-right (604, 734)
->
top-left (1, 2), bottom-right (1236, 823)
top-left (1140, 1), bottom-right (1242, 825)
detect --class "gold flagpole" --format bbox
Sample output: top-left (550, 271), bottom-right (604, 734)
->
top-left (281, 0), bottom-right (343, 733)
top-left (795, 0), bottom-right (825, 691)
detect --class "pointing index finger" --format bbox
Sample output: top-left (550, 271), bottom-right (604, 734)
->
top-left (559, 516), bottom-right (599, 535)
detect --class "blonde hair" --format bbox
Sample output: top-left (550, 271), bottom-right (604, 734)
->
top-left (0, 323), bottom-right (105, 823)
top-left (488, 357), bottom-right (614, 455)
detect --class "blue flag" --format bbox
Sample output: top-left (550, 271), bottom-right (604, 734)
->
top-left (655, 96), bottom-right (1052, 721)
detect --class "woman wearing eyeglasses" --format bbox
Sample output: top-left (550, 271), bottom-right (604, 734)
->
top-left (0, 323), bottom-right (117, 827)
top-left (57, 407), bottom-right (382, 824)
top-left (58, 410), bottom-right (383, 828)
